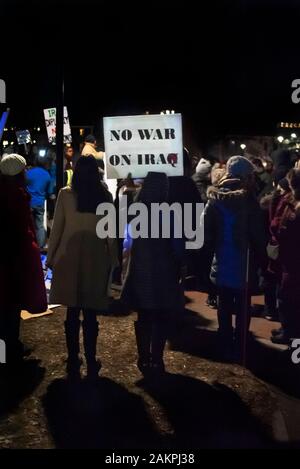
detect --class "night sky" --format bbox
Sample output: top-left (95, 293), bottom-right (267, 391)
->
top-left (2, 0), bottom-right (300, 148)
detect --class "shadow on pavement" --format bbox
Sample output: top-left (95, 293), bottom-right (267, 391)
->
top-left (168, 309), bottom-right (221, 362)
top-left (0, 359), bottom-right (45, 417)
top-left (42, 377), bottom-right (163, 449)
top-left (139, 372), bottom-right (275, 448)
top-left (247, 339), bottom-right (300, 399)
top-left (169, 308), bottom-right (300, 399)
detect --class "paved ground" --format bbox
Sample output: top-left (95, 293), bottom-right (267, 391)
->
top-left (0, 291), bottom-right (299, 449)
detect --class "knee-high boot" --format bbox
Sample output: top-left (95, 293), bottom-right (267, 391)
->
top-left (134, 321), bottom-right (152, 375)
top-left (82, 320), bottom-right (101, 380)
top-left (151, 322), bottom-right (167, 373)
top-left (64, 319), bottom-right (82, 377)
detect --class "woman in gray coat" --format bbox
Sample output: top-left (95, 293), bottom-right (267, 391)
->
top-left (47, 157), bottom-right (117, 380)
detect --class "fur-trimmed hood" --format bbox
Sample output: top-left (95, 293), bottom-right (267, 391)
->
top-left (207, 177), bottom-right (247, 203)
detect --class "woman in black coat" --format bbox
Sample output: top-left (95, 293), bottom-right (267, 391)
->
top-left (121, 172), bottom-right (185, 375)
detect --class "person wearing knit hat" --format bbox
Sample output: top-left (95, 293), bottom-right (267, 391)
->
top-left (0, 153), bottom-right (47, 364)
top-left (81, 134), bottom-right (105, 160)
top-left (225, 155), bottom-right (255, 179)
top-left (195, 157), bottom-right (212, 176)
top-left (203, 154), bottom-right (267, 363)
top-left (0, 153), bottom-right (26, 176)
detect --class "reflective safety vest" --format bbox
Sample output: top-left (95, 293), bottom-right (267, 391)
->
top-left (66, 169), bottom-right (73, 187)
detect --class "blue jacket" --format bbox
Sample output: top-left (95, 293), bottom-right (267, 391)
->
top-left (203, 178), bottom-right (267, 290)
top-left (26, 167), bottom-right (52, 208)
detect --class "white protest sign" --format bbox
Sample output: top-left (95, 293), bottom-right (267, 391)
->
top-left (43, 107), bottom-right (72, 144)
top-left (103, 113), bottom-right (183, 179)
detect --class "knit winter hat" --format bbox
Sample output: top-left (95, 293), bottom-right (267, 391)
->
top-left (0, 153), bottom-right (26, 176)
top-left (85, 134), bottom-right (96, 144)
top-left (226, 155), bottom-right (255, 178)
top-left (195, 158), bottom-right (212, 176)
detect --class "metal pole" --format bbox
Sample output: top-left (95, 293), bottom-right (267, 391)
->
top-left (56, 68), bottom-right (64, 194)
top-left (241, 246), bottom-right (250, 367)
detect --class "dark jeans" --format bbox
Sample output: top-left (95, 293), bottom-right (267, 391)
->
top-left (32, 205), bottom-right (46, 248)
top-left (217, 287), bottom-right (251, 349)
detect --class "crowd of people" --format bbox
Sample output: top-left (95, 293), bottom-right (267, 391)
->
top-left (0, 136), bottom-right (300, 381)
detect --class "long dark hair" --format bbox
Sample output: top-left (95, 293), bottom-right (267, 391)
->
top-left (72, 156), bottom-right (110, 213)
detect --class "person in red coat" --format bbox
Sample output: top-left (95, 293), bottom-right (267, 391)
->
top-left (0, 154), bottom-right (47, 364)
top-left (270, 169), bottom-right (300, 343)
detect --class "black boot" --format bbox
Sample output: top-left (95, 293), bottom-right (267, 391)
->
top-left (218, 328), bottom-right (235, 362)
top-left (134, 321), bottom-right (152, 376)
top-left (151, 323), bottom-right (167, 374)
top-left (64, 319), bottom-right (82, 379)
top-left (82, 320), bottom-right (101, 381)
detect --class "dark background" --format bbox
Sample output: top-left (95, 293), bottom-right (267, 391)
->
top-left (2, 0), bottom-right (300, 149)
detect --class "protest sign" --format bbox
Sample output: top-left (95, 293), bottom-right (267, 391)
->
top-left (16, 130), bottom-right (31, 145)
top-left (103, 113), bottom-right (183, 179)
top-left (43, 107), bottom-right (72, 144)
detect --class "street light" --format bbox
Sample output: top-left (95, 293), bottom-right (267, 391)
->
top-left (277, 136), bottom-right (284, 143)
top-left (240, 143), bottom-right (246, 150)
top-left (291, 133), bottom-right (297, 138)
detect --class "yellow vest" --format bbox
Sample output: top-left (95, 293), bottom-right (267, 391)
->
top-left (66, 169), bottom-right (73, 187)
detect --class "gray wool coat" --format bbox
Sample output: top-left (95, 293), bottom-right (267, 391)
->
top-left (47, 187), bottom-right (118, 311)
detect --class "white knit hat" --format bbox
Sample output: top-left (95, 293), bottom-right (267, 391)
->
top-left (195, 157), bottom-right (212, 176)
top-left (0, 153), bottom-right (27, 176)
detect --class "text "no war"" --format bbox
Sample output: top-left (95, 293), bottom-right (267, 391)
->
top-left (110, 128), bottom-right (176, 141)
